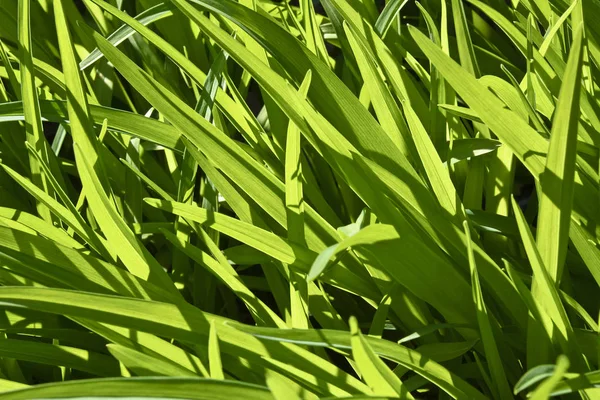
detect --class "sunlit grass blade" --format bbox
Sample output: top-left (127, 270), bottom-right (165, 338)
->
top-left (0, 338), bottom-right (123, 377)
top-left (403, 101), bottom-right (464, 221)
top-left (451, 0), bottom-right (480, 77)
top-left (536, 25), bottom-right (585, 283)
top-left (463, 221), bottom-right (512, 399)
top-left (285, 71), bottom-right (311, 247)
top-left (160, 228), bottom-right (285, 327)
top-left (55, 0), bottom-right (178, 294)
top-left (75, 144), bottom-right (177, 294)
top-left (146, 200), bottom-right (314, 269)
top-left (344, 21), bottom-right (411, 158)
top-left (374, 0), bottom-right (408, 37)
top-left (80, 3), bottom-right (175, 70)
top-left (286, 71), bottom-right (311, 329)
top-left (75, 319), bottom-right (209, 378)
top-left (18, 0), bottom-right (55, 224)
top-left (234, 324), bottom-right (487, 399)
top-left (0, 287), bottom-right (370, 396)
top-left (208, 321), bottom-right (224, 379)
top-left (408, 25), bottom-right (547, 176)
top-left (349, 317), bottom-right (414, 398)
top-left (265, 371), bottom-right (304, 400)
top-left (0, 39), bottom-right (20, 100)
top-left (529, 356), bottom-right (570, 400)
top-left (145, 198), bottom-right (376, 299)
top-left (0, 207), bottom-right (84, 250)
top-left (0, 378), bottom-right (275, 400)
top-left (0, 100), bottom-right (184, 151)
top-left (107, 344), bottom-right (195, 377)
top-left (511, 197), bottom-right (585, 370)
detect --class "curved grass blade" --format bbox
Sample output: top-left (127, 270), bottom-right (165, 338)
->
top-left (0, 287), bottom-right (369, 396)
top-left (0, 377), bottom-right (275, 400)
top-left (178, 0), bottom-right (415, 181)
top-left (160, 228), bottom-right (285, 327)
top-left (0, 225), bottom-right (175, 302)
top-left (529, 356), bottom-right (570, 400)
top-left (75, 319), bottom-right (209, 378)
top-left (80, 3), bottom-right (175, 70)
top-left (0, 39), bottom-right (20, 100)
top-left (309, 223), bottom-right (476, 327)
top-left (0, 207), bottom-right (84, 250)
top-left (107, 344), bottom-right (197, 377)
top-left (514, 363), bottom-right (558, 395)
top-left (539, 0), bottom-right (578, 57)
top-left (24, 141), bottom-right (112, 258)
top-left (75, 145), bottom-right (177, 294)
top-left (145, 199), bottom-right (314, 268)
top-left (374, 0), bottom-right (409, 37)
top-left (549, 369), bottom-right (600, 396)
top-left (0, 163), bottom-right (109, 256)
top-left (349, 317), bottom-right (414, 398)
top-left (0, 338), bottom-right (123, 377)
top-left (83, 0), bottom-right (263, 159)
top-left (0, 101), bottom-right (184, 152)
top-left (234, 324), bottom-right (487, 399)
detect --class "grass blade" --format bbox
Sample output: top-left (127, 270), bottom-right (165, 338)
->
top-left (536, 25), bottom-right (585, 283)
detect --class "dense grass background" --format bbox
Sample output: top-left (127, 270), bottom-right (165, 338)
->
top-left (0, 0), bottom-right (598, 398)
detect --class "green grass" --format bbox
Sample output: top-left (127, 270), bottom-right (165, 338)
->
top-left (0, 0), bottom-right (598, 398)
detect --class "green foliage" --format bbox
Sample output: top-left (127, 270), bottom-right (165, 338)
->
top-left (0, 0), bottom-right (598, 398)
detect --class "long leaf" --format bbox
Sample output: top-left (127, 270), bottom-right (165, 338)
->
top-left (0, 378), bottom-right (274, 400)
top-left (536, 25), bottom-right (584, 283)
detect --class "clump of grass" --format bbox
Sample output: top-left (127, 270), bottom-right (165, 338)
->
top-left (0, 0), bottom-right (598, 398)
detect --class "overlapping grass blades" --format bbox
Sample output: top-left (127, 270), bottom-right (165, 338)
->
top-left (0, 0), bottom-right (598, 398)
